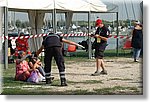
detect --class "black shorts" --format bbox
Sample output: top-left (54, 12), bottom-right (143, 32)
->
top-left (95, 49), bottom-right (104, 59)
top-left (94, 43), bottom-right (107, 59)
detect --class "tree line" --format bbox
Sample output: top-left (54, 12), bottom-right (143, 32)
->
top-left (8, 19), bottom-right (138, 29)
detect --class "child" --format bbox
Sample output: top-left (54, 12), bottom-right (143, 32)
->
top-left (28, 57), bottom-right (45, 77)
top-left (15, 51), bottom-right (32, 81)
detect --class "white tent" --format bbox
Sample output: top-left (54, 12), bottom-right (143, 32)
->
top-left (0, 0), bottom-right (107, 50)
top-left (0, 0), bottom-right (108, 68)
top-left (0, 0), bottom-right (107, 12)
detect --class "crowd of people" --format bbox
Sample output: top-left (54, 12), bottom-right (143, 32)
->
top-left (7, 18), bottom-right (142, 87)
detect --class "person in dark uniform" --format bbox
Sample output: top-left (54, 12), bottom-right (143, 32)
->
top-left (36, 33), bottom-right (84, 86)
top-left (91, 19), bottom-right (110, 76)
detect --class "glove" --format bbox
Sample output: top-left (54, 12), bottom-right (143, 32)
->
top-left (77, 44), bottom-right (85, 49)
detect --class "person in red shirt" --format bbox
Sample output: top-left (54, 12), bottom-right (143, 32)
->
top-left (15, 32), bottom-right (29, 52)
top-left (15, 32), bottom-right (30, 57)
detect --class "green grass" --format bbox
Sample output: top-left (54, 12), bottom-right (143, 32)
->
top-left (108, 78), bottom-right (133, 81)
top-left (105, 49), bottom-right (132, 57)
top-left (2, 63), bottom-right (141, 95)
top-left (2, 85), bottom-right (141, 95)
top-left (68, 49), bottom-right (132, 58)
top-left (93, 86), bottom-right (141, 95)
top-left (40, 49), bottom-right (132, 59)
top-left (1, 50), bottom-right (138, 95)
top-left (68, 80), bottom-right (103, 84)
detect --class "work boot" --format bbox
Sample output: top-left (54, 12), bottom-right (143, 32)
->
top-left (46, 78), bottom-right (51, 84)
top-left (61, 78), bottom-right (68, 86)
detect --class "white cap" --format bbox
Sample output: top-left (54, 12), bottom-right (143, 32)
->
top-left (135, 20), bottom-right (141, 25)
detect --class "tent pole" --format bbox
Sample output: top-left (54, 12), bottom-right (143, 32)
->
top-left (0, 7), bottom-right (3, 66)
top-left (54, 9), bottom-right (57, 33)
top-left (52, 9), bottom-right (57, 33)
top-left (88, 11), bottom-right (92, 59)
top-left (52, 9), bottom-right (54, 33)
top-left (116, 12), bottom-right (119, 56)
top-left (4, 7), bottom-right (8, 69)
top-left (53, 0), bottom-right (56, 33)
top-left (140, 1), bottom-right (143, 22)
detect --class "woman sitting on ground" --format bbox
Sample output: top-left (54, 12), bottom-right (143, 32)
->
top-left (15, 51), bottom-right (33, 81)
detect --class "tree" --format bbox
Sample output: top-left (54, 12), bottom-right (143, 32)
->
top-left (21, 22), bottom-right (26, 28)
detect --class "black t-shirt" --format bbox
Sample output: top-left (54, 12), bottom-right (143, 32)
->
top-left (94, 26), bottom-right (109, 50)
top-left (42, 34), bottom-right (63, 48)
top-left (131, 29), bottom-right (143, 49)
top-left (95, 26), bottom-right (109, 43)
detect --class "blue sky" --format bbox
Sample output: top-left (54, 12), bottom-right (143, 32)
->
top-left (8, 0), bottom-right (143, 22)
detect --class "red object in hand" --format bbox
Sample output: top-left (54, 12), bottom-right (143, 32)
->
top-left (67, 45), bottom-right (76, 52)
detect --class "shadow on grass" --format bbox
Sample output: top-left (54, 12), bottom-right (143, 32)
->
top-left (3, 76), bottom-right (26, 87)
top-left (2, 86), bottom-right (142, 95)
top-left (2, 77), bottom-right (142, 95)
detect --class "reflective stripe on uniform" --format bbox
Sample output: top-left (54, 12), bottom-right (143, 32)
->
top-left (59, 71), bottom-right (65, 75)
top-left (60, 75), bottom-right (65, 78)
top-left (45, 73), bottom-right (51, 76)
top-left (45, 76), bottom-right (51, 78)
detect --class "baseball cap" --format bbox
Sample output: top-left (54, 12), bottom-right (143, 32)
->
top-left (134, 21), bottom-right (141, 25)
top-left (96, 19), bottom-right (102, 26)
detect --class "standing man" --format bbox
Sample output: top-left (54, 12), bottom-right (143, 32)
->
top-left (91, 19), bottom-right (110, 76)
top-left (131, 21), bottom-right (143, 62)
top-left (36, 33), bottom-right (84, 86)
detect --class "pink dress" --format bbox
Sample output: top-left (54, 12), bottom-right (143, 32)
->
top-left (15, 60), bottom-right (30, 81)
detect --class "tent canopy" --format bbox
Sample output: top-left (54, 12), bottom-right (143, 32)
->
top-left (0, 0), bottom-right (107, 12)
top-left (0, 0), bottom-right (108, 51)
top-left (1, 0), bottom-right (119, 69)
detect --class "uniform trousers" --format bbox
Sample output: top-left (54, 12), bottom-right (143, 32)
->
top-left (44, 47), bottom-right (65, 79)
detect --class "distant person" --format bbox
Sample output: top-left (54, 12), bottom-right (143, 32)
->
top-left (91, 18), bottom-right (110, 76)
top-left (131, 21), bottom-right (143, 62)
top-left (35, 33), bottom-right (84, 86)
top-left (8, 40), bottom-right (15, 63)
top-left (8, 40), bottom-right (15, 55)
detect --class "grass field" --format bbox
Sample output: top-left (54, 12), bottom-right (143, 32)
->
top-left (1, 49), bottom-right (142, 95)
